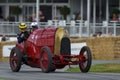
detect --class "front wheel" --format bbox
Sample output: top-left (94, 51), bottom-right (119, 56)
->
top-left (9, 47), bottom-right (22, 72)
top-left (79, 46), bottom-right (92, 73)
top-left (40, 46), bottom-right (52, 73)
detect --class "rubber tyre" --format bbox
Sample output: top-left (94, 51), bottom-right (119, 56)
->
top-left (40, 46), bottom-right (52, 73)
top-left (79, 46), bottom-right (92, 73)
top-left (9, 47), bottom-right (22, 72)
top-left (50, 68), bottom-right (56, 72)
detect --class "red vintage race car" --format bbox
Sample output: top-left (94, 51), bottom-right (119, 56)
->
top-left (9, 27), bottom-right (92, 73)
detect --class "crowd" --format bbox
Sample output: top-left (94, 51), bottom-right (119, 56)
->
top-left (92, 31), bottom-right (113, 37)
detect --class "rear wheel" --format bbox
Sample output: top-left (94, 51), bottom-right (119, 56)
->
top-left (79, 46), bottom-right (92, 73)
top-left (9, 47), bottom-right (22, 72)
top-left (40, 46), bottom-right (52, 73)
top-left (50, 68), bottom-right (56, 72)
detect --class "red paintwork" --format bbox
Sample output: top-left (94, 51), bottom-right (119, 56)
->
top-left (16, 28), bottom-right (58, 68)
top-left (16, 28), bottom-right (81, 69)
top-left (26, 28), bottom-right (56, 58)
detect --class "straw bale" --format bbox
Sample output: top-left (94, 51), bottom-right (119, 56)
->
top-left (71, 36), bottom-right (120, 60)
top-left (1, 37), bottom-right (120, 62)
top-left (0, 57), bottom-right (9, 62)
top-left (0, 41), bottom-right (16, 62)
top-left (0, 43), bottom-right (2, 58)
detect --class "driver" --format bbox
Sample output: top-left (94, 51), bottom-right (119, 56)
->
top-left (30, 22), bottom-right (38, 32)
top-left (17, 22), bottom-right (30, 43)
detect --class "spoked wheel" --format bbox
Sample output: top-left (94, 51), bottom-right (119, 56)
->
top-left (40, 46), bottom-right (52, 73)
top-left (9, 47), bottom-right (22, 72)
top-left (79, 46), bottom-right (92, 73)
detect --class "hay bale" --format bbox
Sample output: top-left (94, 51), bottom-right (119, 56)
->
top-left (0, 41), bottom-right (16, 62)
top-left (0, 57), bottom-right (9, 62)
top-left (71, 36), bottom-right (120, 60)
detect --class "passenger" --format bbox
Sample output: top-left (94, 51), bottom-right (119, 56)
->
top-left (17, 23), bottom-right (30, 43)
top-left (30, 22), bottom-right (38, 32)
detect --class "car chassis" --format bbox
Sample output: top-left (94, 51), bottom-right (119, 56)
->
top-left (9, 27), bottom-right (92, 73)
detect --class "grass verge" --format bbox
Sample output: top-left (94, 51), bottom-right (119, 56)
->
top-left (0, 78), bottom-right (8, 80)
top-left (66, 63), bottom-right (120, 73)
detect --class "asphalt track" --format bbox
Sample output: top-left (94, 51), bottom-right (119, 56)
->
top-left (0, 60), bottom-right (120, 80)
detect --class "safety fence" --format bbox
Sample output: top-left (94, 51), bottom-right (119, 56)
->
top-left (0, 20), bottom-right (120, 37)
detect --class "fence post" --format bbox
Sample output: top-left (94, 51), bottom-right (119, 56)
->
top-left (76, 20), bottom-right (82, 37)
top-left (70, 20), bottom-right (76, 36)
top-left (110, 21), bottom-right (117, 36)
top-left (85, 21), bottom-right (89, 37)
top-left (113, 22), bottom-right (117, 36)
top-left (102, 21), bottom-right (108, 36)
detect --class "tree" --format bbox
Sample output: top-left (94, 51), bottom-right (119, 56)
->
top-left (9, 6), bottom-right (22, 21)
top-left (10, 6), bottom-right (22, 15)
top-left (60, 6), bottom-right (70, 20)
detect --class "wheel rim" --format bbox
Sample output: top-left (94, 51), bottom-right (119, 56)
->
top-left (10, 50), bottom-right (19, 70)
top-left (40, 50), bottom-right (49, 71)
top-left (79, 48), bottom-right (89, 69)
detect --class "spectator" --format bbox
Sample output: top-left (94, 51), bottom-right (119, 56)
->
top-left (31, 10), bottom-right (45, 22)
top-left (96, 31), bottom-right (102, 37)
top-left (93, 31), bottom-right (102, 37)
top-left (1, 33), bottom-right (7, 41)
top-left (92, 33), bottom-right (97, 37)
top-left (7, 15), bottom-right (15, 22)
top-left (0, 14), bottom-right (4, 21)
top-left (112, 13), bottom-right (119, 21)
top-left (32, 13), bottom-right (37, 22)
top-left (108, 31), bottom-right (113, 36)
top-left (39, 10), bottom-right (45, 22)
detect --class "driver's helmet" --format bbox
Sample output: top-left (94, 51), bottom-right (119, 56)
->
top-left (19, 22), bottom-right (27, 32)
top-left (31, 22), bottom-right (38, 29)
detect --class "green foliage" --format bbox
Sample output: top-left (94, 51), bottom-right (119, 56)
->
top-left (60, 6), bottom-right (70, 20)
top-left (10, 6), bottom-right (22, 15)
top-left (112, 8), bottom-right (120, 15)
top-left (0, 78), bottom-right (8, 80)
